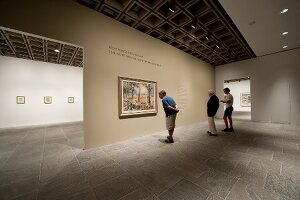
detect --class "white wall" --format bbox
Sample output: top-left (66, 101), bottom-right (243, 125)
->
top-left (216, 48), bottom-right (300, 125)
top-left (0, 56), bottom-right (83, 128)
top-left (224, 80), bottom-right (251, 112)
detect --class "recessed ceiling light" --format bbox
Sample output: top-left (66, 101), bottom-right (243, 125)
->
top-left (205, 36), bottom-right (209, 40)
top-left (169, 8), bottom-right (175, 13)
top-left (283, 45), bottom-right (288, 48)
top-left (216, 45), bottom-right (220, 49)
top-left (54, 49), bottom-right (60, 53)
top-left (191, 25), bottom-right (196, 29)
top-left (282, 32), bottom-right (288, 35)
top-left (280, 8), bottom-right (288, 14)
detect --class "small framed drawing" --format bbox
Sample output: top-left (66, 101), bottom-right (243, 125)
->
top-left (44, 96), bottom-right (52, 104)
top-left (240, 93), bottom-right (251, 107)
top-left (119, 76), bottom-right (157, 118)
top-left (68, 97), bottom-right (74, 103)
top-left (17, 96), bottom-right (25, 104)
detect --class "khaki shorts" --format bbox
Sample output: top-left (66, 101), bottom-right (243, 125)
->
top-left (166, 114), bottom-right (177, 130)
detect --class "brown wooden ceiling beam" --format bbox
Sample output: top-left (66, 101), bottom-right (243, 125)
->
top-left (0, 30), bottom-right (17, 56)
top-left (23, 35), bottom-right (34, 60)
top-left (68, 47), bottom-right (79, 66)
top-left (43, 39), bottom-right (48, 62)
top-left (57, 44), bottom-right (63, 64)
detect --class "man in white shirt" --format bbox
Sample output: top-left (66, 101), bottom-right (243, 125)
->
top-left (220, 88), bottom-right (234, 132)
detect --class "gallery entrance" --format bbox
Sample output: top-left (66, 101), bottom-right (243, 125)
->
top-left (224, 77), bottom-right (251, 121)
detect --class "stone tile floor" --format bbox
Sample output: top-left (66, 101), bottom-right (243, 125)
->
top-left (0, 120), bottom-right (299, 200)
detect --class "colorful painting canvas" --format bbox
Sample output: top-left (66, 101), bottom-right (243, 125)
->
top-left (119, 77), bottom-right (157, 118)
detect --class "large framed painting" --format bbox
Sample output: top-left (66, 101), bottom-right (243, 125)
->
top-left (240, 92), bottom-right (251, 107)
top-left (119, 76), bottom-right (157, 118)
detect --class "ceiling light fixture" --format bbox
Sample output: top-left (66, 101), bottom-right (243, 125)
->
top-left (169, 8), bottom-right (175, 13)
top-left (191, 25), bottom-right (196, 29)
top-left (282, 45), bottom-right (288, 48)
top-left (282, 32), bottom-right (288, 35)
top-left (54, 49), bottom-right (60, 53)
top-left (216, 45), bottom-right (220, 49)
top-left (280, 8), bottom-right (288, 14)
top-left (205, 36), bottom-right (209, 40)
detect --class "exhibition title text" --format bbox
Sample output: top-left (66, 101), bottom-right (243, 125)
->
top-left (108, 45), bottom-right (162, 67)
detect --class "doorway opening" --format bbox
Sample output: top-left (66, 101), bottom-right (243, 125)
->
top-left (224, 77), bottom-right (251, 121)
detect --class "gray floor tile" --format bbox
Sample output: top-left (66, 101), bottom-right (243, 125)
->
top-left (10, 191), bottom-right (38, 200)
top-left (274, 151), bottom-right (300, 168)
top-left (264, 172), bottom-right (300, 199)
top-left (85, 163), bottom-right (126, 187)
top-left (93, 174), bottom-right (141, 200)
top-left (240, 157), bottom-right (281, 187)
top-left (159, 179), bottom-right (209, 200)
top-left (206, 158), bottom-right (238, 174)
top-left (194, 168), bottom-right (238, 198)
top-left (0, 164), bottom-right (40, 186)
top-left (119, 187), bottom-right (159, 200)
top-left (226, 179), bottom-right (278, 200)
top-left (38, 172), bottom-right (90, 200)
top-left (0, 121), bottom-right (299, 200)
top-left (206, 194), bottom-right (224, 200)
top-left (40, 158), bottom-right (82, 185)
top-left (0, 177), bottom-right (38, 200)
top-left (281, 163), bottom-right (300, 181)
top-left (76, 148), bottom-right (107, 163)
top-left (0, 150), bottom-right (14, 170)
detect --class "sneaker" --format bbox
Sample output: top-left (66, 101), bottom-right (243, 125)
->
top-left (228, 128), bottom-right (234, 132)
top-left (222, 128), bottom-right (229, 132)
top-left (165, 139), bottom-right (174, 143)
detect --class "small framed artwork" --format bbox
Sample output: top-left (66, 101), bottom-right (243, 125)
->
top-left (17, 96), bottom-right (25, 104)
top-left (68, 97), bottom-right (74, 103)
top-left (44, 96), bottom-right (52, 104)
top-left (118, 76), bottom-right (157, 118)
top-left (240, 93), bottom-right (251, 107)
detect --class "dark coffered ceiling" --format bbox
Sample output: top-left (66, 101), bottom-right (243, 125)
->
top-left (0, 27), bottom-right (83, 68)
top-left (75, 0), bottom-right (256, 66)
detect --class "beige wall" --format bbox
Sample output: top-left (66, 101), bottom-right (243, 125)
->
top-left (0, 0), bottom-right (215, 148)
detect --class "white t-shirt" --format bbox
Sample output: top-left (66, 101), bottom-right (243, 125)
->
top-left (224, 93), bottom-right (233, 108)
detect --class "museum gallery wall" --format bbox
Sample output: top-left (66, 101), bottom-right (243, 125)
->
top-left (0, 0), bottom-right (214, 148)
top-left (216, 48), bottom-right (300, 125)
top-left (0, 56), bottom-right (83, 128)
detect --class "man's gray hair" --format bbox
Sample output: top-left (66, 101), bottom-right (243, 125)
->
top-left (208, 89), bottom-right (215, 95)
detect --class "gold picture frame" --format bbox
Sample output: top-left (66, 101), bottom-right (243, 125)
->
top-left (17, 96), bottom-right (25, 104)
top-left (44, 96), bottom-right (52, 104)
top-left (119, 76), bottom-right (157, 118)
top-left (68, 97), bottom-right (74, 103)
